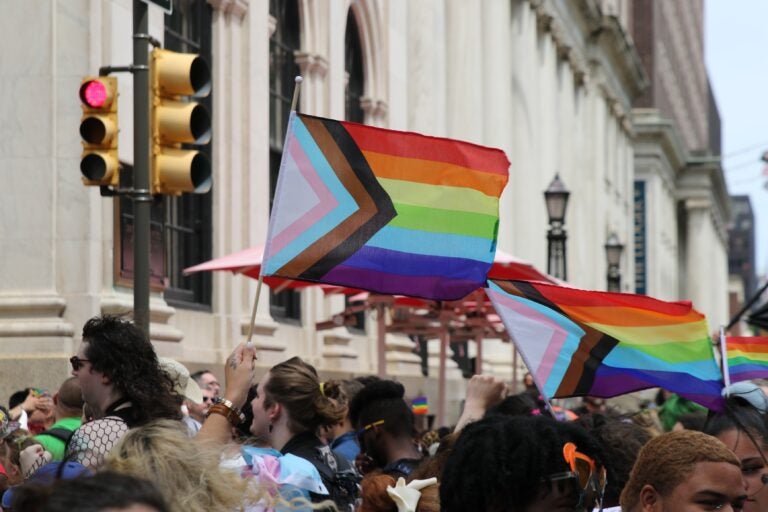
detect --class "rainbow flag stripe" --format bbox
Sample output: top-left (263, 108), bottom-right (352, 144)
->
top-left (486, 280), bottom-right (724, 411)
top-left (726, 336), bottom-right (768, 382)
top-left (262, 113), bottom-right (509, 300)
top-left (412, 396), bottom-right (429, 415)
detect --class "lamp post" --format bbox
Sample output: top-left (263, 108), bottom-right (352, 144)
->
top-left (544, 174), bottom-right (570, 281)
top-left (605, 232), bottom-right (624, 292)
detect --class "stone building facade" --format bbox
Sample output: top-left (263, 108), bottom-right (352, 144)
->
top-left (0, 0), bottom-right (730, 417)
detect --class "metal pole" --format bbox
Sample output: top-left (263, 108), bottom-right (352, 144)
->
top-left (437, 329), bottom-right (447, 428)
top-left (377, 303), bottom-right (387, 377)
top-left (726, 279), bottom-right (768, 331)
top-left (474, 332), bottom-right (483, 374)
top-left (512, 344), bottom-right (519, 393)
top-left (133, 0), bottom-right (151, 336)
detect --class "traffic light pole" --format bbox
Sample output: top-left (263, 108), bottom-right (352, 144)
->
top-left (133, 0), bottom-right (152, 336)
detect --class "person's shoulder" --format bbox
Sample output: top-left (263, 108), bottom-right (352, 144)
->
top-left (54, 416), bottom-right (82, 430)
top-left (73, 416), bottom-right (128, 437)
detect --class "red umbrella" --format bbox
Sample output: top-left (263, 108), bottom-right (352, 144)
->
top-left (183, 245), bottom-right (341, 292)
top-left (488, 249), bottom-right (560, 284)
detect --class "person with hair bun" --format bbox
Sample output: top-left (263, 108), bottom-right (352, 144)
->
top-left (250, 357), bottom-right (360, 509)
top-left (349, 379), bottom-right (423, 478)
top-left (321, 379), bottom-right (364, 464)
top-left (198, 346), bottom-right (360, 511)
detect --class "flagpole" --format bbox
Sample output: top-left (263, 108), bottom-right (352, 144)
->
top-left (508, 332), bottom-right (561, 421)
top-left (290, 75), bottom-right (303, 111)
top-left (245, 76), bottom-right (303, 349)
top-left (720, 325), bottom-right (731, 395)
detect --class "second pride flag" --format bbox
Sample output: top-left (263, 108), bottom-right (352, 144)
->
top-left (262, 112), bottom-right (510, 300)
top-left (725, 336), bottom-right (768, 383)
top-left (486, 279), bottom-right (725, 411)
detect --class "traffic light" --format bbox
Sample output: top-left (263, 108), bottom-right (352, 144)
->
top-left (150, 48), bottom-right (212, 195)
top-left (79, 76), bottom-right (119, 186)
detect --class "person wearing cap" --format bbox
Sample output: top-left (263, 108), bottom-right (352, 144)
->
top-left (157, 357), bottom-right (206, 436)
top-left (185, 387), bottom-right (214, 435)
top-left (65, 315), bottom-right (181, 468)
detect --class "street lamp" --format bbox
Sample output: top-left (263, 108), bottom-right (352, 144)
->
top-left (605, 232), bottom-right (624, 292)
top-left (544, 174), bottom-right (570, 280)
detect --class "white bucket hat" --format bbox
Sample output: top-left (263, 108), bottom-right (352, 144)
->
top-left (158, 357), bottom-right (204, 404)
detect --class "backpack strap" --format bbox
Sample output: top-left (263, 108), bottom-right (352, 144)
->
top-left (39, 427), bottom-right (75, 445)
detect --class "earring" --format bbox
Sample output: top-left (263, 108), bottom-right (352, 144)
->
top-left (268, 423), bottom-right (273, 434)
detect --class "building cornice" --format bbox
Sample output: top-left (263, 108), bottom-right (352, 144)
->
top-left (528, 0), bottom-right (646, 136)
top-left (677, 155), bottom-right (731, 245)
top-left (632, 108), bottom-right (687, 188)
top-left (588, 13), bottom-right (648, 100)
top-left (207, 0), bottom-right (248, 20)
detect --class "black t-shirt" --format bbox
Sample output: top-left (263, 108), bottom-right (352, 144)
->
top-left (282, 431), bottom-right (361, 511)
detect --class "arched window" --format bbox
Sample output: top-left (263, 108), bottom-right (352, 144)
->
top-left (269, 0), bottom-right (302, 322)
top-left (345, 10), bottom-right (365, 123)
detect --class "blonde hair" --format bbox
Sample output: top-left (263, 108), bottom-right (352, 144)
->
top-left (264, 357), bottom-right (346, 433)
top-left (619, 430), bottom-right (741, 511)
top-left (105, 419), bottom-right (251, 512)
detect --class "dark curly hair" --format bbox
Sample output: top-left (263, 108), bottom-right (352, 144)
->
top-left (440, 415), bottom-right (603, 512)
top-left (348, 379), bottom-right (415, 438)
top-left (81, 315), bottom-right (181, 425)
top-left (575, 413), bottom-right (652, 508)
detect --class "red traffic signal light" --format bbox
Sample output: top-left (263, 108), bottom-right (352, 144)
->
top-left (80, 79), bottom-right (110, 108)
top-left (79, 76), bottom-right (119, 187)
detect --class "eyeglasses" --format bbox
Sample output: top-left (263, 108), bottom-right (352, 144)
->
top-left (356, 420), bottom-right (384, 441)
top-left (202, 396), bottom-right (213, 403)
top-left (69, 356), bottom-right (91, 371)
top-left (562, 442), bottom-right (607, 508)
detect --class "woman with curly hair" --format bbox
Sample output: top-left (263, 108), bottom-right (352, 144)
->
top-left (67, 315), bottom-right (182, 467)
top-left (440, 415), bottom-right (606, 512)
top-left (105, 419), bottom-right (251, 512)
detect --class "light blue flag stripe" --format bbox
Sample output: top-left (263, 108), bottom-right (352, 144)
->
top-left (365, 225), bottom-right (496, 264)
top-left (265, 116), bottom-right (359, 274)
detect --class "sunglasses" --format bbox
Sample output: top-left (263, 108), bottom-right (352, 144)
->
top-left (545, 442), bottom-right (606, 509)
top-left (69, 356), bottom-right (91, 371)
top-left (202, 396), bottom-right (214, 403)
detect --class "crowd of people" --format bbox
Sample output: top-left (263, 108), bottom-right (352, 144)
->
top-left (0, 314), bottom-right (766, 511)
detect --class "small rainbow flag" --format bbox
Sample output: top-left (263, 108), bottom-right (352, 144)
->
top-left (262, 112), bottom-right (510, 300)
top-left (486, 279), bottom-right (725, 411)
top-left (726, 336), bottom-right (768, 382)
top-left (412, 396), bottom-right (429, 415)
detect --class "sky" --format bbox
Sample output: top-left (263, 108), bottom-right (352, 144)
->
top-left (705, 0), bottom-right (768, 277)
